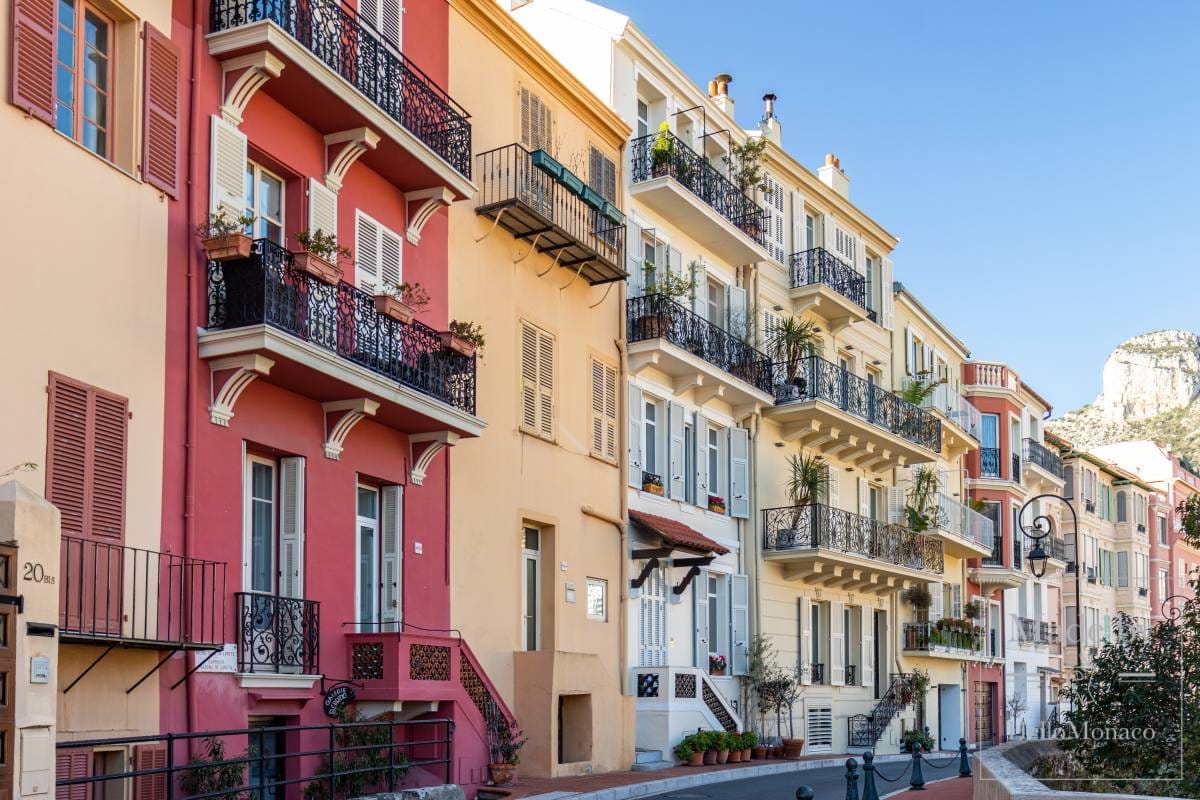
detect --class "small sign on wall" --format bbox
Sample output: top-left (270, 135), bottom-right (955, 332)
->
top-left (194, 644), bottom-right (238, 674)
top-left (565, 582), bottom-right (576, 603)
top-left (29, 656), bottom-right (49, 684)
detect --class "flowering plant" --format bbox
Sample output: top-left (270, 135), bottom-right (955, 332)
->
top-left (709, 654), bottom-right (728, 673)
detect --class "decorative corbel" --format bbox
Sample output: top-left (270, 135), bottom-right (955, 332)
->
top-left (409, 431), bottom-right (460, 486)
top-left (324, 128), bottom-right (381, 193)
top-left (671, 556), bottom-right (715, 595)
top-left (208, 355), bottom-right (274, 426)
top-left (629, 547), bottom-right (674, 590)
top-left (220, 52), bottom-right (285, 125)
top-left (321, 399), bottom-right (380, 460)
top-left (404, 188), bottom-right (454, 245)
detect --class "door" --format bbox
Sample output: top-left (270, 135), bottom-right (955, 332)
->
top-left (0, 546), bottom-right (14, 797)
top-left (939, 685), bottom-right (962, 751)
top-left (356, 486), bottom-right (379, 632)
top-left (522, 528), bottom-right (541, 651)
top-left (248, 720), bottom-right (287, 800)
top-left (873, 610), bottom-right (887, 698)
top-left (638, 566), bottom-right (667, 666)
top-left (974, 682), bottom-right (995, 746)
top-left (981, 414), bottom-right (999, 477)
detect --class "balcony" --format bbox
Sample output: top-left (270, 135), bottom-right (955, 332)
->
top-left (930, 492), bottom-right (995, 558)
top-left (202, 240), bottom-right (482, 437)
top-left (626, 293), bottom-right (774, 406)
top-left (970, 532), bottom-right (1027, 589)
top-left (788, 248), bottom-right (874, 331)
top-left (629, 131), bottom-right (770, 266)
top-left (903, 622), bottom-right (985, 660)
top-left (208, 0), bottom-right (472, 197)
top-left (762, 503), bottom-right (945, 591)
top-left (59, 536), bottom-right (227, 649)
top-left (475, 144), bottom-right (625, 284)
top-left (767, 356), bottom-right (942, 470)
top-left (1023, 439), bottom-right (1064, 485)
top-left (978, 448), bottom-right (1004, 479)
top-left (965, 361), bottom-right (1020, 393)
top-left (902, 378), bottom-right (979, 454)
top-left (236, 592), bottom-right (320, 676)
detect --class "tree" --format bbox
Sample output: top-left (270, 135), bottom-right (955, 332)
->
top-left (1006, 692), bottom-right (1028, 739)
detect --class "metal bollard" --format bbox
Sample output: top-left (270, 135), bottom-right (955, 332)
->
top-left (958, 737), bottom-right (972, 777)
top-left (844, 758), bottom-right (860, 800)
top-left (796, 785), bottom-right (815, 800)
top-left (910, 745), bottom-right (926, 790)
top-left (861, 750), bottom-right (879, 800)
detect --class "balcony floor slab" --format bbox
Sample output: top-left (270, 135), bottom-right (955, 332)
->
top-left (630, 177), bottom-right (770, 266)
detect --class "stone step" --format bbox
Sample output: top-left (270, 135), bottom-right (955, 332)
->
top-left (631, 749), bottom-right (674, 772)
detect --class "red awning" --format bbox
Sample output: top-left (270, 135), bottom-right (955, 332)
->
top-left (628, 510), bottom-right (730, 555)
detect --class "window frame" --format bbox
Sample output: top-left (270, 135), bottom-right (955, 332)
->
top-left (521, 527), bottom-right (541, 651)
top-left (585, 577), bottom-right (607, 622)
top-left (55, 0), bottom-right (115, 159)
top-left (245, 160), bottom-right (285, 244)
top-left (355, 483), bottom-right (380, 632)
top-left (243, 453), bottom-right (278, 595)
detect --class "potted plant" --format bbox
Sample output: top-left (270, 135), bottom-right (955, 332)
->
top-left (196, 211), bottom-right (256, 261)
top-left (487, 722), bottom-right (526, 786)
top-left (963, 600), bottom-right (982, 620)
top-left (650, 121), bottom-right (674, 176)
top-left (766, 316), bottom-right (819, 397)
top-left (440, 320), bottom-right (485, 358)
top-left (674, 736), bottom-right (703, 767)
top-left (637, 267), bottom-right (696, 337)
top-left (700, 731), bottom-right (718, 766)
top-left (904, 584), bottom-right (932, 613)
top-left (709, 654), bottom-right (728, 677)
top-left (905, 466), bottom-right (942, 532)
top-left (294, 229), bottom-right (350, 284)
top-left (714, 732), bottom-right (730, 764)
top-left (741, 731), bottom-right (756, 761)
top-left (373, 281), bottom-right (430, 324)
top-left (902, 728), bottom-right (934, 754)
top-left (642, 471), bottom-right (664, 496)
top-left (708, 494), bottom-right (727, 515)
top-left (749, 730), bottom-right (766, 760)
top-left (727, 733), bottom-right (742, 763)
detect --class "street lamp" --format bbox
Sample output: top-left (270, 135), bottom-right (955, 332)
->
top-left (1017, 493), bottom-right (1081, 666)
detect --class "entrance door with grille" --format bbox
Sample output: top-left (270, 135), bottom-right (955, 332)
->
top-left (973, 681), bottom-right (995, 746)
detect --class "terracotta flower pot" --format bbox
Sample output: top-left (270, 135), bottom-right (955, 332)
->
top-left (293, 251), bottom-right (342, 284)
top-left (710, 667), bottom-right (726, 677)
top-left (742, 747), bottom-right (752, 761)
top-left (687, 751), bottom-right (704, 766)
top-left (373, 294), bottom-right (416, 324)
top-left (782, 738), bottom-right (805, 760)
top-left (728, 749), bottom-right (741, 763)
top-left (488, 762), bottom-right (517, 786)
top-left (439, 331), bottom-right (477, 358)
top-left (203, 232), bottom-right (253, 262)
top-left (703, 750), bottom-right (717, 766)
top-left (716, 749), bottom-right (729, 764)
top-left (752, 746), bottom-right (767, 760)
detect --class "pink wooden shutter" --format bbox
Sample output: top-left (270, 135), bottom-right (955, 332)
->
top-left (133, 744), bottom-right (168, 800)
top-left (141, 24), bottom-right (181, 198)
top-left (10, 0), bottom-right (55, 124)
top-left (45, 375), bottom-right (89, 537)
top-left (89, 390), bottom-right (128, 540)
top-left (55, 751), bottom-right (91, 800)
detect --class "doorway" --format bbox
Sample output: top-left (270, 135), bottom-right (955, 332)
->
top-left (248, 719), bottom-right (287, 800)
top-left (873, 610), bottom-right (887, 699)
top-left (973, 681), bottom-right (996, 747)
top-left (938, 685), bottom-right (962, 750)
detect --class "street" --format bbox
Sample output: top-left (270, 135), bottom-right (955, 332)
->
top-left (642, 755), bottom-right (966, 800)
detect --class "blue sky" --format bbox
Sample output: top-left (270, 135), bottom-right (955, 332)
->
top-left (601, 0), bottom-right (1200, 414)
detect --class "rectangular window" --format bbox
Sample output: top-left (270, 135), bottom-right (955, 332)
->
top-left (683, 422), bottom-right (696, 504)
top-left (1159, 514), bottom-right (1169, 545)
top-left (522, 527), bottom-right (541, 651)
top-left (643, 399), bottom-right (660, 478)
top-left (1117, 551), bottom-right (1129, 588)
top-left (55, 0), bottom-right (113, 158)
top-left (589, 358), bottom-right (618, 462)
top-left (706, 424), bottom-right (726, 505)
top-left (248, 458), bottom-right (276, 594)
top-left (586, 578), bottom-right (607, 621)
top-left (520, 321), bottom-right (555, 440)
top-left (864, 254), bottom-right (875, 311)
top-left (245, 161), bottom-right (284, 244)
top-left (243, 454), bottom-right (304, 599)
top-left (706, 279), bottom-right (725, 327)
top-left (805, 214), bottom-right (816, 250)
top-left (636, 98), bottom-right (649, 138)
top-left (356, 485), bottom-right (379, 628)
top-left (519, 86), bottom-right (552, 151)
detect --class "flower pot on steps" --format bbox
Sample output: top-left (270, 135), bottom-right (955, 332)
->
top-left (782, 738), bottom-right (805, 759)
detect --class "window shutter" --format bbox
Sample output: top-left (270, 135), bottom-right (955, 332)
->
top-left (928, 581), bottom-right (943, 621)
top-left (380, 226), bottom-right (402, 290)
top-left (141, 24), bottom-right (181, 198)
top-left (603, 363), bottom-right (617, 462)
top-left (380, 485), bottom-right (402, 629)
top-left (695, 416), bottom-right (709, 497)
top-left (278, 456), bottom-right (305, 598)
top-left (590, 358), bottom-right (617, 462)
top-left (729, 426), bottom-right (749, 519)
top-left (46, 377), bottom-right (89, 537)
top-left (536, 328), bottom-right (554, 439)
top-left (379, 0), bottom-right (402, 49)
top-left (56, 750), bottom-right (91, 800)
top-left (952, 584), bottom-right (962, 617)
top-left (360, 0), bottom-right (378, 35)
top-left (806, 706), bottom-right (833, 753)
top-left (355, 212), bottom-right (381, 293)
top-left (888, 486), bottom-right (905, 523)
top-left (790, 192), bottom-right (804, 254)
top-left (829, 600), bottom-right (844, 685)
top-left (693, 573), bottom-right (708, 668)
top-left (860, 605), bottom-right (874, 691)
top-left (10, 0), bottom-right (55, 124)
top-left (519, 87), bottom-right (532, 148)
top-left (668, 401), bottom-right (686, 498)
top-left (826, 466), bottom-right (839, 509)
top-left (520, 322), bottom-right (539, 434)
top-left (690, 259), bottom-right (706, 317)
top-left (626, 220), bottom-right (642, 293)
top-left (210, 115), bottom-right (248, 218)
top-left (133, 744), bottom-right (168, 800)
top-left (308, 178), bottom-right (338, 238)
top-left (857, 477), bottom-right (869, 518)
top-left (667, 246), bottom-right (682, 278)
top-left (880, 256), bottom-right (894, 329)
top-left (627, 386), bottom-right (643, 487)
top-left (90, 391), bottom-right (128, 540)
top-left (904, 325), bottom-right (914, 375)
top-left (731, 574), bottom-right (748, 675)
top-left (798, 597), bottom-right (812, 685)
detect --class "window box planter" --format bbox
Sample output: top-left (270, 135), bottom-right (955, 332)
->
top-left (439, 331), bottom-right (477, 358)
top-left (202, 232), bottom-right (253, 262)
top-left (558, 170), bottom-right (585, 196)
top-left (530, 149), bottom-right (563, 180)
top-left (581, 185), bottom-right (605, 211)
top-left (293, 252), bottom-right (342, 284)
top-left (601, 201), bottom-right (625, 226)
top-left (708, 495), bottom-right (726, 515)
top-left (372, 295), bottom-right (416, 324)
top-left (641, 472), bottom-right (664, 496)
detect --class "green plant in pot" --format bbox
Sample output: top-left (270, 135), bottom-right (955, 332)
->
top-left (650, 121), bottom-right (674, 175)
top-left (902, 728), bottom-right (934, 754)
top-left (905, 466), bottom-right (942, 533)
top-left (638, 266), bottom-right (695, 339)
top-left (294, 228), bottom-right (351, 284)
top-left (766, 316), bottom-right (819, 397)
top-left (487, 722), bottom-right (527, 786)
top-left (440, 320), bottom-right (485, 358)
top-left (897, 371), bottom-right (940, 406)
top-left (904, 584), bottom-right (932, 613)
top-left (197, 210), bottom-right (257, 262)
top-left (782, 451), bottom-right (828, 536)
top-left (963, 599), bottom-right (982, 620)
top-left (373, 281), bottom-right (430, 325)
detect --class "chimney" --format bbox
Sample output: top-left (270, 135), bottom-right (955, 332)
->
top-left (709, 73), bottom-right (735, 117)
top-left (818, 152), bottom-right (850, 199)
top-left (758, 92), bottom-right (781, 145)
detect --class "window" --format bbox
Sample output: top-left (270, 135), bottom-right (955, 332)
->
top-left (354, 211), bottom-right (402, 294)
top-left (519, 86), bottom-right (552, 151)
top-left (706, 279), bottom-right (725, 326)
top-left (1159, 514), bottom-right (1169, 545)
top-left (1159, 569), bottom-right (1169, 601)
top-left (243, 454), bottom-right (305, 598)
top-left (586, 578), bottom-right (607, 621)
top-left (353, 484), bottom-right (403, 633)
top-left (706, 424), bottom-right (725, 504)
top-left (864, 254), bottom-right (876, 312)
top-left (55, 0), bottom-right (113, 157)
top-left (636, 98), bottom-right (649, 138)
top-left (520, 321), bottom-right (555, 440)
top-left (247, 457), bottom-right (276, 594)
top-left (589, 358), bottom-right (617, 462)
top-left (833, 225), bottom-right (856, 265)
top-left (643, 399), bottom-right (659, 478)
top-left (1117, 551), bottom-right (1129, 588)
top-left (245, 161), bottom-right (284, 244)
top-left (683, 420), bottom-right (696, 504)
top-left (356, 486), bottom-right (379, 628)
top-left (805, 214), bottom-right (817, 251)
top-left (522, 527), bottom-right (541, 650)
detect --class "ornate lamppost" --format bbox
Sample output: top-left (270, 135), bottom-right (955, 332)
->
top-left (1017, 494), bottom-right (1081, 666)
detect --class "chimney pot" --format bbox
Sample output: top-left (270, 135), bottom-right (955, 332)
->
top-left (825, 153), bottom-right (836, 167)
top-left (713, 73), bottom-right (733, 96)
top-left (762, 93), bottom-right (777, 119)
top-left (707, 80), bottom-right (718, 97)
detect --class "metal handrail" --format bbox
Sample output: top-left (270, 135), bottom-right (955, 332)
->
top-left (789, 247), bottom-right (870, 314)
top-left (236, 592), bottom-right (321, 674)
top-left (762, 502), bottom-right (945, 574)
top-left (1023, 438), bottom-right (1065, 479)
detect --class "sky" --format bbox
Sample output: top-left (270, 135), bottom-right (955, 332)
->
top-left (598, 0), bottom-right (1200, 415)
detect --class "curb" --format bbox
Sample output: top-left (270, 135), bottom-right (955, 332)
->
top-left (520, 754), bottom-right (914, 800)
top-left (880, 775), bottom-right (961, 799)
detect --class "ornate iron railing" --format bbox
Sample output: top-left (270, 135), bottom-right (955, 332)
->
top-left (772, 355), bottom-right (942, 452)
top-left (210, 0), bottom-right (471, 177)
top-left (60, 536), bottom-right (227, 647)
top-left (627, 293), bottom-right (773, 392)
top-left (237, 592), bottom-right (321, 674)
top-left (849, 673), bottom-right (912, 747)
top-left (789, 247), bottom-right (871, 316)
top-left (846, 664), bottom-right (857, 686)
top-left (207, 239), bottom-right (476, 415)
top-left (1012, 453), bottom-right (1022, 483)
top-left (1023, 438), bottom-right (1064, 479)
top-left (629, 131), bottom-right (767, 247)
top-left (903, 378), bottom-right (981, 438)
top-left (1018, 617), bottom-right (1038, 644)
top-left (810, 663), bottom-right (825, 684)
top-left (1044, 535), bottom-right (1067, 561)
top-left (903, 621), bottom-right (983, 654)
top-left (980, 447), bottom-right (1002, 478)
top-left (762, 503), bottom-right (944, 574)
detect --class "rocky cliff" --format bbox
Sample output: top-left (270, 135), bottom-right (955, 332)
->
top-left (1048, 330), bottom-right (1200, 468)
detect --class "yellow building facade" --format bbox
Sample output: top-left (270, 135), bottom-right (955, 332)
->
top-left (447, 0), bottom-right (635, 777)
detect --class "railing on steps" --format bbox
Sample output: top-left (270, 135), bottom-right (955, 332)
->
top-left (633, 666), bottom-right (741, 733)
top-left (848, 673), bottom-right (912, 747)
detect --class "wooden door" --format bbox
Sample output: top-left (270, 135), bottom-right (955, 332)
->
top-left (0, 546), bottom-right (17, 796)
top-left (973, 681), bottom-right (995, 747)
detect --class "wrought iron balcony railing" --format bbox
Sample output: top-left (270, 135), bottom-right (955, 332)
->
top-left (903, 622), bottom-right (983, 655)
top-left (629, 131), bottom-right (767, 247)
top-left (1018, 617), bottom-right (1038, 643)
top-left (210, 0), bottom-right (471, 177)
top-left (207, 239), bottom-right (476, 415)
top-left (772, 356), bottom-right (943, 452)
top-left (236, 592), bottom-right (321, 674)
top-left (789, 247), bottom-right (873, 319)
top-left (59, 536), bottom-right (227, 648)
top-left (845, 664), bottom-right (857, 686)
top-left (810, 663), bottom-right (825, 684)
top-left (475, 144), bottom-right (625, 283)
top-left (627, 293), bottom-right (773, 391)
top-left (980, 447), bottom-right (1002, 478)
top-left (1023, 438), bottom-right (1064, 479)
top-left (762, 503), bottom-right (945, 575)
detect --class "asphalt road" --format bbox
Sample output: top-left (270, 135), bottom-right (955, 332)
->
top-left (640, 755), bottom-right (966, 800)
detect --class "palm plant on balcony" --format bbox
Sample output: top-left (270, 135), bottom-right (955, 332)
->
top-left (766, 316), bottom-right (819, 393)
top-left (784, 451), bottom-right (828, 534)
top-left (896, 371), bottom-right (941, 406)
top-left (904, 466), bottom-right (943, 533)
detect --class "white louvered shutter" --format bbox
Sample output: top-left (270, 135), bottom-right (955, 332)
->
top-left (729, 426), bottom-right (750, 519)
top-left (799, 597), bottom-right (812, 685)
top-left (731, 574), bottom-right (749, 675)
top-left (520, 322), bottom-right (539, 434)
top-left (694, 573), bottom-right (709, 668)
top-left (667, 245), bottom-right (682, 277)
top-left (695, 416), bottom-right (709, 498)
top-left (379, 0), bottom-right (401, 49)
top-left (827, 466), bottom-right (840, 510)
top-left (929, 581), bottom-right (944, 621)
top-left (860, 605), bottom-right (874, 691)
top-left (380, 227), bottom-right (402, 290)
top-left (728, 285), bottom-right (747, 338)
top-left (628, 386), bottom-right (643, 487)
top-left (210, 115), bottom-right (247, 219)
top-left (668, 402), bottom-right (686, 499)
top-left (790, 191), bottom-right (805, 254)
top-left (380, 485), bottom-right (402, 630)
top-left (830, 600), bottom-right (845, 685)
top-left (520, 88), bottom-right (551, 151)
top-left (691, 259), bottom-right (706, 317)
top-left (951, 584), bottom-right (962, 618)
top-left (858, 477), bottom-right (870, 518)
top-left (278, 456), bottom-right (305, 599)
top-left (537, 328), bottom-right (554, 438)
top-left (590, 358), bottom-right (617, 462)
top-left (308, 178), bottom-right (338, 238)
top-left (888, 486), bottom-right (905, 523)
top-left (904, 326), bottom-right (914, 375)
top-left (355, 213), bottom-right (381, 293)
top-left (881, 256), bottom-right (895, 329)
top-left (626, 220), bottom-right (642, 293)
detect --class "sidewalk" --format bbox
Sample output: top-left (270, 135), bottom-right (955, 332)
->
top-left (887, 775), bottom-right (973, 800)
